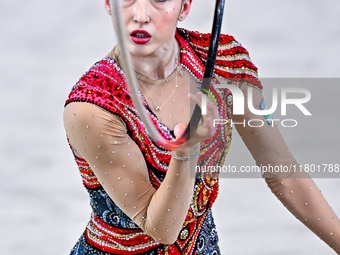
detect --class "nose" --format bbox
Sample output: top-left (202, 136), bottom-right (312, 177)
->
top-left (133, 0), bottom-right (151, 24)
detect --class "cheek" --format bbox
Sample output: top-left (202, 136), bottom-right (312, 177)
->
top-left (109, 10), bottom-right (129, 31)
top-left (155, 8), bottom-right (179, 34)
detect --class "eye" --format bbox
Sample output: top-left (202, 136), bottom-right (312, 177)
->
top-left (122, 0), bottom-right (134, 7)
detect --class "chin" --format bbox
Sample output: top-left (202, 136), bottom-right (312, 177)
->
top-left (128, 43), bottom-right (155, 57)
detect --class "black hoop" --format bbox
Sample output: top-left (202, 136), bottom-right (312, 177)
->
top-left (112, 0), bottom-right (225, 150)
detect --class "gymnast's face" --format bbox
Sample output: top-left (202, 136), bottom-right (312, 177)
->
top-left (105, 0), bottom-right (192, 57)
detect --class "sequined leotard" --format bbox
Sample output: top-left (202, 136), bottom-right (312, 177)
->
top-left (64, 28), bottom-right (340, 254)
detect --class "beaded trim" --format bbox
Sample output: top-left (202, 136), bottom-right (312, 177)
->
top-left (85, 213), bottom-right (160, 254)
top-left (74, 153), bottom-right (101, 188)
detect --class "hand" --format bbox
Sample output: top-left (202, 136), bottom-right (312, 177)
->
top-left (173, 91), bottom-right (219, 155)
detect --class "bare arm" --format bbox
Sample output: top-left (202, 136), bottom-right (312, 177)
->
top-left (232, 82), bottom-right (340, 253)
top-left (63, 94), bottom-right (217, 244)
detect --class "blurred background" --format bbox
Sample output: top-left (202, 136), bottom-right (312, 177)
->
top-left (0, 0), bottom-right (339, 254)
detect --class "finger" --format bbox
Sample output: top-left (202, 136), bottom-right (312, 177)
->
top-left (196, 100), bottom-right (218, 136)
top-left (189, 91), bottom-right (217, 114)
top-left (173, 122), bottom-right (187, 139)
top-left (189, 91), bottom-right (218, 127)
top-left (188, 91), bottom-right (204, 108)
top-left (187, 91), bottom-right (219, 140)
top-left (206, 98), bottom-right (219, 120)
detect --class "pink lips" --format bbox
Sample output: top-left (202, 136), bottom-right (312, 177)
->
top-left (130, 30), bottom-right (151, 44)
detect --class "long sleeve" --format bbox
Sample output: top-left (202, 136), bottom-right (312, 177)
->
top-left (232, 82), bottom-right (340, 253)
top-left (63, 102), bottom-right (198, 244)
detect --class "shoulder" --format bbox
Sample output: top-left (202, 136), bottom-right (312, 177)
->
top-left (177, 28), bottom-right (262, 91)
top-left (65, 58), bottom-right (133, 111)
top-left (63, 101), bottom-right (128, 159)
top-left (177, 27), bottom-right (236, 47)
top-left (177, 28), bottom-right (253, 65)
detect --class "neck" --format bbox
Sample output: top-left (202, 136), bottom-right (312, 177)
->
top-left (131, 38), bottom-right (179, 80)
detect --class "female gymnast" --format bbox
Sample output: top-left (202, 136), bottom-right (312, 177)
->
top-left (63, 0), bottom-right (340, 254)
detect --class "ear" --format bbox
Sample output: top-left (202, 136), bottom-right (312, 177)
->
top-left (104, 0), bottom-right (110, 12)
top-left (179, 0), bottom-right (193, 21)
